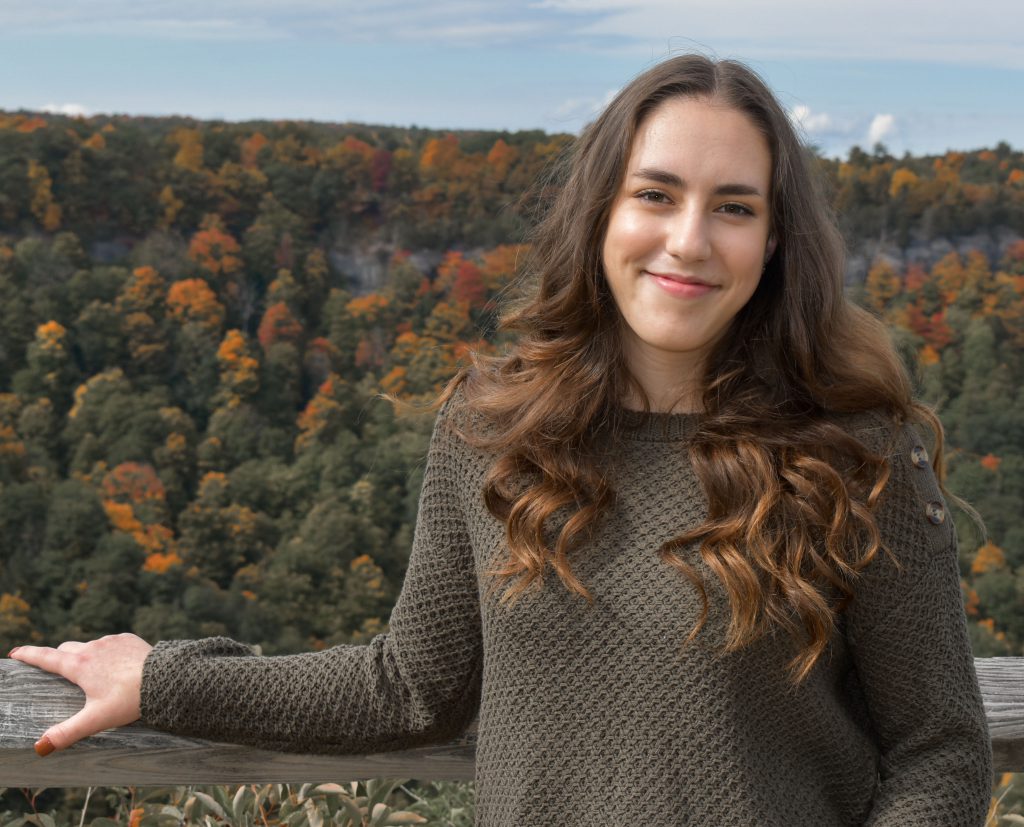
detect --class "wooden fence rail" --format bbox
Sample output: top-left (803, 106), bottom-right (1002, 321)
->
top-left (2, 657), bottom-right (1022, 787)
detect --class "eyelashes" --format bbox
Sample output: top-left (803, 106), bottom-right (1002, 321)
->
top-left (634, 189), bottom-right (757, 217)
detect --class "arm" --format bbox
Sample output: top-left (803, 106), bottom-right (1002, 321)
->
top-left (845, 416), bottom-right (992, 826)
top-left (139, 393), bottom-right (484, 753)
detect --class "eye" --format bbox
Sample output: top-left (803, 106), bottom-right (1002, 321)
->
top-left (717, 202), bottom-right (755, 217)
top-left (635, 189), bottom-right (671, 204)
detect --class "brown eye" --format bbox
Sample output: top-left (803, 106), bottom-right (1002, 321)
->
top-left (636, 189), bottom-right (670, 204)
top-left (718, 202), bottom-right (755, 216)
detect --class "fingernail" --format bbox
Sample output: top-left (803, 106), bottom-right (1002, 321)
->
top-left (34, 736), bottom-right (55, 757)
top-left (7, 647), bottom-right (18, 657)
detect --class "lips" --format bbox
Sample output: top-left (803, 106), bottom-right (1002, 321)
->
top-left (645, 271), bottom-right (717, 288)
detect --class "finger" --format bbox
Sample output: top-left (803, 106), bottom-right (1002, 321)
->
top-left (8, 645), bottom-right (69, 675)
top-left (35, 703), bottom-right (105, 755)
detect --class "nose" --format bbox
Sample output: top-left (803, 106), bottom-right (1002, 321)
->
top-left (665, 205), bottom-right (711, 262)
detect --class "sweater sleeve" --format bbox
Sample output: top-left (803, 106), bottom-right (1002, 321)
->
top-left (138, 392), bottom-right (484, 754)
top-left (844, 414), bottom-right (992, 826)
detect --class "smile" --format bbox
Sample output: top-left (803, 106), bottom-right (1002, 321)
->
top-left (646, 272), bottom-right (718, 298)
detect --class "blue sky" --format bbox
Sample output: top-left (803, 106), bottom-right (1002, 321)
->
top-left (2, 0), bottom-right (1021, 158)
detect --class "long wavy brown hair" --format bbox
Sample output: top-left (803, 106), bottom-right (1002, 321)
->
top-left (418, 54), bottom-right (970, 687)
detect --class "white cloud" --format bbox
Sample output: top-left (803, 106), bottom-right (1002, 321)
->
top-left (867, 113), bottom-right (896, 146)
top-left (41, 102), bottom-right (90, 117)
top-left (531, 0), bottom-right (1024, 70)
top-left (0, 1), bottom-right (1020, 69)
top-left (548, 87), bottom-right (618, 129)
top-left (790, 104), bottom-right (832, 133)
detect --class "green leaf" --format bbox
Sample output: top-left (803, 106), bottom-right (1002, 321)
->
top-left (304, 799), bottom-right (323, 827)
top-left (312, 784), bottom-right (347, 795)
top-left (193, 791), bottom-right (227, 820)
top-left (383, 814), bottom-right (428, 825)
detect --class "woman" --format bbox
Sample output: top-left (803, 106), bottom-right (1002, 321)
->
top-left (10, 55), bottom-right (992, 825)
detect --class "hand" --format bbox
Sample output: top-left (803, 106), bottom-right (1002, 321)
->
top-left (8, 633), bottom-right (153, 756)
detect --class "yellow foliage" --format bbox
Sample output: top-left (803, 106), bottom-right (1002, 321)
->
top-left (171, 128), bottom-right (204, 171)
top-left (919, 345), bottom-right (941, 366)
top-left (159, 185), bottom-right (184, 227)
top-left (165, 432), bottom-right (187, 457)
top-left (83, 133), bottom-right (106, 151)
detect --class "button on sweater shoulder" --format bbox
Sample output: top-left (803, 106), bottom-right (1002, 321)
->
top-left (140, 388), bottom-right (993, 826)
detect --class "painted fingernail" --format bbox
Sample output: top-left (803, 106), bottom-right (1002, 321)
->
top-left (34, 736), bottom-right (55, 757)
top-left (7, 647), bottom-right (18, 657)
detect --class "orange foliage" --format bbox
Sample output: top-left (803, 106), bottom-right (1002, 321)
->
top-left (118, 266), bottom-right (167, 316)
top-left (979, 453), bottom-right (1001, 471)
top-left (83, 133), bottom-right (106, 151)
top-left (103, 500), bottom-right (143, 535)
top-left (217, 329), bottom-right (260, 402)
top-left (480, 244), bottom-right (526, 291)
top-left (1008, 169), bottom-right (1024, 186)
top-left (102, 462), bottom-right (166, 504)
top-left (346, 293), bottom-right (390, 323)
top-left (353, 336), bottom-right (385, 369)
top-left (35, 320), bottom-right (67, 350)
top-left (902, 263), bottom-right (928, 293)
top-left (420, 134), bottom-right (460, 173)
top-left (143, 550), bottom-right (183, 574)
top-left (976, 617), bottom-right (1007, 643)
top-left (167, 278), bottom-right (225, 330)
top-left (15, 116), bottom-right (47, 133)
top-left (919, 344), bottom-right (941, 366)
top-left (189, 225), bottom-right (243, 277)
top-left (241, 132), bottom-right (269, 168)
top-left (257, 301), bottom-right (303, 350)
top-left (380, 365), bottom-right (408, 396)
top-left (963, 583), bottom-right (980, 616)
top-left (972, 541), bottom-right (1007, 575)
top-left (296, 374), bottom-right (347, 452)
top-left (888, 168), bottom-right (919, 198)
top-left (487, 138), bottom-right (518, 182)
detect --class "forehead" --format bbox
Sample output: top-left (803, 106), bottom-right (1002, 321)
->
top-left (626, 97), bottom-right (772, 186)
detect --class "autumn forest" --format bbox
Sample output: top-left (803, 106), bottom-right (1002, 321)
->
top-left (0, 110), bottom-right (1022, 687)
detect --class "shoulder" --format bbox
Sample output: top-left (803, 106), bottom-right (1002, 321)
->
top-left (434, 370), bottom-right (504, 444)
top-left (830, 406), bottom-right (956, 563)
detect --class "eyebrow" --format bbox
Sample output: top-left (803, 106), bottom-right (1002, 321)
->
top-left (631, 167), bottom-right (765, 197)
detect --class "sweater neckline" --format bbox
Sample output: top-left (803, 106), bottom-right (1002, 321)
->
top-left (614, 406), bottom-right (702, 443)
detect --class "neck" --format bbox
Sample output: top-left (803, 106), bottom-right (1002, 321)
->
top-left (620, 338), bottom-right (706, 414)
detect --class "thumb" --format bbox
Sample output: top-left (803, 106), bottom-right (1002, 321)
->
top-left (35, 703), bottom-right (105, 756)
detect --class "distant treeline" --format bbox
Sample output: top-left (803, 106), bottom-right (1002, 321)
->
top-left (0, 110), bottom-right (1021, 667)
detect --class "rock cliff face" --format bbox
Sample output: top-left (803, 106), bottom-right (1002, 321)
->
top-left (327, 245), bottom-right (443, 293)
top-left (845, 227), bottom-right (1023, 285)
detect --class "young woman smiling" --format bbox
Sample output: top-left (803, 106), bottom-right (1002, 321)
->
top-left (11, 55), bottom-right (992, 825)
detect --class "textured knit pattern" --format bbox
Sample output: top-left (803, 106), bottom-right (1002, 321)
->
top-left (141, 389), bottom-right (993, 826)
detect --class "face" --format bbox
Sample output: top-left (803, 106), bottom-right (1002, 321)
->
top-left (601, 96), bottom-right (775, 395)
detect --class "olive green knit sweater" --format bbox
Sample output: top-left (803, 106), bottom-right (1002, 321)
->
top-left (140, 389), bottom-right (992, 825)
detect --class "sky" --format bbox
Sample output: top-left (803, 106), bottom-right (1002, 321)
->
top-left (1, 0), bottom-right (1021, 158)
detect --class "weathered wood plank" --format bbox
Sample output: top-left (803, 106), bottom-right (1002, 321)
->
top-left (0, 660), bottom-right (475, 785)
top-left (3, 657), bottom-right (1022, 787)
top-left (975, 657), bottom-right (1024, 773)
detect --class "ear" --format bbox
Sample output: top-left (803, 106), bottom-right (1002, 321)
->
top-left (764, 234), bottom-right (777, 262)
